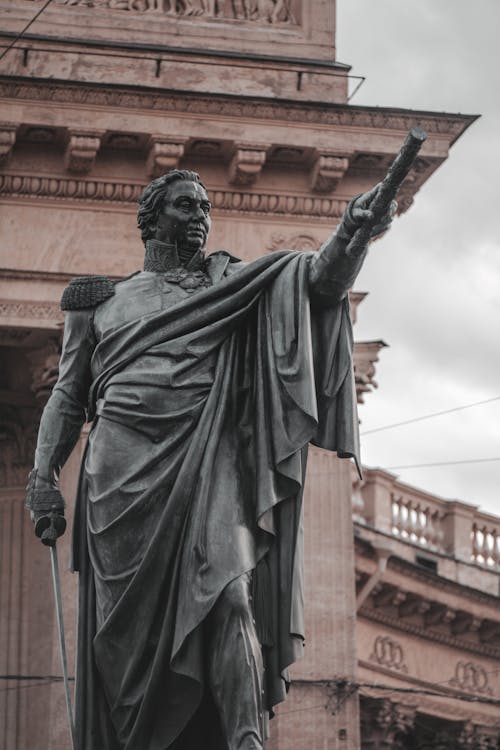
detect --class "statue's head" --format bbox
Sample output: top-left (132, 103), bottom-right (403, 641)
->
top-left (137, 170), bottom-right (211, 256)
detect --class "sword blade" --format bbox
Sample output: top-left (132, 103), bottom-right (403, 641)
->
top-left (50, 543), bottom-right (77, 750)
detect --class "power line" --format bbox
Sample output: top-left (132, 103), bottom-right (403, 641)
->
top-left (361, 396), bottom-right (500, 436)
top-left (386, 457), bottom-right (500, 470)
top-left (0, 0), bottom-right (54, 63)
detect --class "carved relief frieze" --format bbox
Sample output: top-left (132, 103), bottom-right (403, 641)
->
top-left (310, 153), bottom-right (349, 193)
top-left (60, 0), bottom-right (298, 23)
top-left (229, 144), bottom-right (267, 186)
top-left (147, 136), bottom-right (187, 178)
top-left (369, 635), bottom-right (408, 673)
top-left (359, 602), bottom-right (500, 659)
top-left (449, 661), bottom-right (493, 696)
top-left (0, 81), bottom-right (472, 138)
top-left (266, 232), bottom-right (320, 252)
top-left (0, 298), bottom-right (63, 324)
top-left (0, 124), bottom-right (17, 168)
top-left (0, 173), bottom-right (348, 219)
top-left (65, 130), bottom-right (104, 174)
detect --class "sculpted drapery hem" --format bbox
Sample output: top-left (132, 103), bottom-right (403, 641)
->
top-left (71, 250), bottom-right (360, 750)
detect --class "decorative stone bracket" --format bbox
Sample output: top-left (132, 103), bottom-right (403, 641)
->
top-left (147, 136), bottom-right (188, 178)
top-left (0, 124), bottom-right (17, 168)
top-left (229, 143), bottom-right (267, 186)
top-left (311, 152), bottom-right (350, 193)
top-left (353, 340), bottom-right (387, 404)
top-left (64, 130), bottom-right (104, 174)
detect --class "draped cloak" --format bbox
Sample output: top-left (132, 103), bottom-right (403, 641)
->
top-left (71, 250), bottom-right (361, 750)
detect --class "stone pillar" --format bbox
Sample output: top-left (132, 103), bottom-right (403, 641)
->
top-left (441, 500), bottom-right (476, 561)
top-left (268, 446), bottom-right (360, 750)
top-left (360, 470), bottom-right (396, 535)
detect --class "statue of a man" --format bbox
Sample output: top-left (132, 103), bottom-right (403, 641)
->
top-left (27, 169), bottom-right (393, 750)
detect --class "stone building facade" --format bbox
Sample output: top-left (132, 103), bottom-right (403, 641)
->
top-left (1, 1), bottom-right (497, 748)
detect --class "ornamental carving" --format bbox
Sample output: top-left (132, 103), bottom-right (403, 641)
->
top-left (310, 154), bottom-right (350, 193)
top-left (369, 634), bottom-right (408, 673)
top-left (267, 232), bottom-right (320, 252)
top-left (61, 0), bottom-right (298, 23)
top-left (0, 298), bottom-right (63, 323)
top-left (147, 137), bottom-right (187, 178)
top-left (65, 130), bottom-right (104, 174)
top-left (0, 174), bottom-right (348, 219)
top-left (449, 661), bottom-right (493, 696)
top-left (361, 697), bottom-right (416, 750)
top-left (229, 144), bottom-right (267, 187)
top-left (0, 124), bottom-right (16, 168)
top-left (458, 722), bottom-right (499, 750)
top-left (0, 81), bottom-right (471, 137)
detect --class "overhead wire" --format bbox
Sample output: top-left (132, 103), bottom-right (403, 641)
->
top-left (385, 456), bottom-right (500, 470)
top-left (361, 396), bottom-right (500, 436)
top-left (0, 0), bottom-right (55, 63)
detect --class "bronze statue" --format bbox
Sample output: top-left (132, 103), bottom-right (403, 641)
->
top-left (26, 164), bottom-right (401, 749)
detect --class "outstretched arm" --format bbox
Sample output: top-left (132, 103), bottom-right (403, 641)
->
top-left (26, 309), bottom-right (95, 544)
top-left (308, 186), bottom-right (395, 308)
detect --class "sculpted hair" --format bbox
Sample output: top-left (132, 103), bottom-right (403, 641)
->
top-left (137, 170), bottom-right (205, 245)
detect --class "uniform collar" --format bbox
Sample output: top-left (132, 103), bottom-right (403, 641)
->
top-left (143, 239), bottom-right (205, 272)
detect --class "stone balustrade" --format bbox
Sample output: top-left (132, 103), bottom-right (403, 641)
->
top-left (354, 467), bottom-right (500, 570)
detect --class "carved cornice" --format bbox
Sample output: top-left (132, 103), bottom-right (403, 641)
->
top-left (64, 129), bottom-right (104, 174)
top-left (359, 659), bottom-right (498, 721)
top-left (0, 172), bottom-right (349, 219)
top-left (355, 530), bottom-right (500, 607)
top-left (0, 298), bottom-right (63, 323)
top-left (146, 136), bottom-right (187, 178)
top-left (267, 232), bottom-right (320, 252)
top-left (359, 604), bottom-right (500, 659)
top-left (0, 79), bottom-right (476, 141)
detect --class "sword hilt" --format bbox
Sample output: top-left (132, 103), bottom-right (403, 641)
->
top-left (37, 512), bottom-right (67, 547)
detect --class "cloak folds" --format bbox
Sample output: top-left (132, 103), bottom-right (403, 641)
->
top-left (72, 250), bottom-right (360, 750)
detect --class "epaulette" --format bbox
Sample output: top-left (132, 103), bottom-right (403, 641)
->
top-left (60, 275), bottom-right (115, 311)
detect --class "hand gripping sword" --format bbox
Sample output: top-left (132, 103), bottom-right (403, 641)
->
top-left (42, 517), bottom-right (77, 750)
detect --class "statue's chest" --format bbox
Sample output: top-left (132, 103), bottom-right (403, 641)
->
top-left (93, 271), bottom-right (212, 339)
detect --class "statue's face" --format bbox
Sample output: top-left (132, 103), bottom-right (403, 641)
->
top-left (154, 180), bottom-right (211, 254)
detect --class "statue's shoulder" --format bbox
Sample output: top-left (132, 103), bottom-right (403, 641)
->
top-left (209, 250), bottom-right (241, 264)
top-left (60, 275), bottom-right (116, 311)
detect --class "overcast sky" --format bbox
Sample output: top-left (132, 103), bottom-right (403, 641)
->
top-left (337, 1), bottom-right (500, 516)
